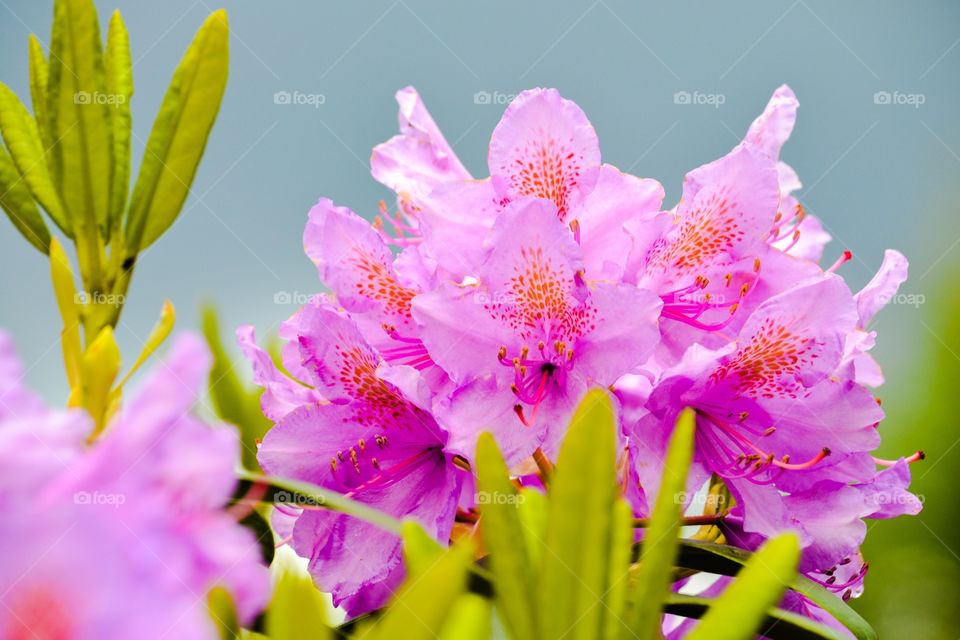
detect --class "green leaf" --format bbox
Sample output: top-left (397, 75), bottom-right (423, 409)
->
top-left (207, 586), bottom-right (240, 640)
top-left (47, 0), bottom-right (112, 231)
top-left (438, 593), bottom-right (493, 640)
top-left (475, 432), bottom-right (537, 640)
top-left (675, 540), bottom-right (877, 640)
top-left (627, 408), bottom-right (696, 640)
top-left (265, 565), bottom-right (331, 640)
top-left (104, 10), bottom-right (133, 230)
top-left (0, 83), bottom-right (68, 233)
top-left (236, 472), bottom-right (404, 536)
top-left (49, 238), bottom-right (82, 397)
top-left (125, 9), bottom-right (229, 253)
top-left (359, 530), bottom-right (474, 640)
top-left (516, 487), bottom-right (548, 572)
top-left (665, 593), bottom-right (850, 640)
top-left (27, 35), bottom-right (50, 147)
top-left (687, 533), bottom-right (801, 640)
top-left (0, 144), bottom-right (49, 253)
top-left (202, 305), bottom-right (271, 471)
top-left (603, 498), bottom-right (635, 640)
top-left (537, 389), bottom-right (621, 640)
top-left (113, 299), bottom-right (174, 391)
top-left (401, 519), bottom-right (446, 576)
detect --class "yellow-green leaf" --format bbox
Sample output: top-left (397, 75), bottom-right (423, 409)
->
top-left (517, 486), bottom-right (547, 572)
top-left (27, 35), bottom-right (50, 147)
top-left (675, 540), bottom-right (878, 640)
top-left (0, 83), bottom-right (68, 233)
top-left (438, 593), bottom-right (493, 640)
top-left (207, 586), bottom-right (240, 640)
top-left (265, 564), bottom-right (331, 640)
top-left (476, 432), bottom-right (537, 640)
top-left (360, 531), bottom-right (474, 640)
top-left (81, 325), bottom-right (121, 436)
top-left (537, 389), bottom-right (621, 640)
top-left (603, 498), bottom-right (635, 640)
top-left (687, 533), bottom-right (801, 640)
top-left (402, 519), bottom-right (446, 576)
top-left (105, 11), bottom-right (132, 229)
top-left (0, 143), bottom-right (49, 253)
top-left (125, 9), bottom-right (229, 253)
top-left (47, 0), bottom-right (112, 231)
top-left (202, 305), bottom-right (271, 470)
top-left (49, 238), bottom-right (82, 392)
top-left (114, 299), bottom-right (174, 390)
top-left (627, 408), bottom-right (696, 640)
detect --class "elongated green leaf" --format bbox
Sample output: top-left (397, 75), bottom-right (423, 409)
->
top-left (113, 299), bottom-right (174, 391)
top-left (439, 593), bottom-right (493, 640)
top-left (537, 389), bottom-right (621, 640)
top-left (675, 541), bottom-right (877, 640)
top-left (266, 564), bottom-right (331, 640)
top-left (105, 11), bottom-right (132, 230)
top-left (627, 408), bottom-right (696, 640)
top-left (360, 527), bottom-right (474, 640)
top-left (202, 305), bottom-right (271, 470)
top-left (603, 498), bottom-right (635, 639)
top-left (27, 35), bottom-right (50, 146)
top-left (687, 533), bottom-right (800, 640)
top-left (47, 0), bottom-right (112, 231)
top-left (0, 83), bottom-right (68, 233)
top-left (0, 144), bottom-right (49, 252)
top-left (665, 593), bottom-right (849, 640)
top-left (402, 519), bottom-right (446, 576)
top-left (125, 9), bottom-right (229, 253)
top-left (208, 586), bottom-right (240, 640)
top-left (236, 472), bottom-right (403, 536)
top-left (476, 432), bottom-right (537, 640)
top-left (517, 486), bottom-right (547, 572)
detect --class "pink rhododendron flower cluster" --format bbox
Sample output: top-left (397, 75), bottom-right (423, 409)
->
top-left (240, 85), bottom-right (922, 623)
top-left (0, 333), bottom-right (269, 639)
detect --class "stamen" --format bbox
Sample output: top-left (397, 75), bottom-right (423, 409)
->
top-left (381, 325), bottom-right (435, 370)
top-left (827, 250), bottom-right (853, 273)
top-left (697, 410), bottom-right (832, 483)
top-left (373, 200), bottom-right (422, 247)
top-left (873, 450), bottom-right (925, 466)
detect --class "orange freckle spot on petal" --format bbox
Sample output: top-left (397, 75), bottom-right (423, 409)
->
top-left (711, 317), bottom-right (818, 399)
top-left (649, 186), bottom-right (746, 272)
top-left (505, 134), bottom-right (584, 220)
top-left (348, 248), bottom-right (417, 317)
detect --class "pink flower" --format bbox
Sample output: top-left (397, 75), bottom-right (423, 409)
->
top-left (414, 197), bottom-right (662, 460)
top-left (248, 299), bottom-right (462, 617)
top-left (0, 333), bottom-right (269, 639)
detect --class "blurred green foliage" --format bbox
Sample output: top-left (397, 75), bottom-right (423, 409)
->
top-left (854, 266), bottom-right (960, 639)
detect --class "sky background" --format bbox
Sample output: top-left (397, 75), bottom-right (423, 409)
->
top-left (1, 1), bottom-right (959, 636)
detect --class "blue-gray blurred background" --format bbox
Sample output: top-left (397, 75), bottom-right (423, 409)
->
top-left (2, 1), bottom-right (958, 636)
